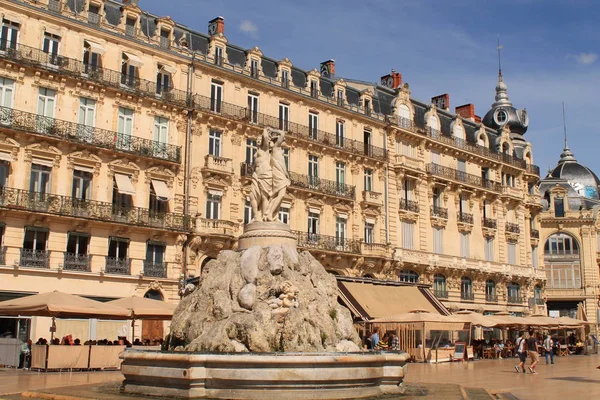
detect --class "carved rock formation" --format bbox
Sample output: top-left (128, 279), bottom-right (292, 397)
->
top-left (169, 245), bottom-right (362, 352)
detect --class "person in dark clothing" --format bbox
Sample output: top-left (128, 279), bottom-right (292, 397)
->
top-left (526, 330), bottom-right (539, 374)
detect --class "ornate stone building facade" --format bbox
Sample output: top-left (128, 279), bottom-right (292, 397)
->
top-left (0, 0), bottom-right (544, 340)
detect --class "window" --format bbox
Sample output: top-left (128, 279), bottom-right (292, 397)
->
top-left (30, 164), bottom-right (51, 195)
top-left (433, 227), bottom-right (444, 253)
top-left (545, 233), bottom-right (579, 256)
top-left (145, 242), bottom-right (166, 267)
top-left (336, 120), bottom-right (345, 147)
top-left (36, 88), bottom-right (56, 133)
top-left (153, 116), bottom-right (169, 158)
top-left (88, 4), bottom-right (101, 24)
top-left (401, 221), bottom-right (414, 249)
top-left (112, 176), bottom-right (133, 211)
top-left (460, 232), bottom-right (470, 258)
top-left (117, 107), bottom-right (134, 150)
top-left (310, 80), bottom-right (318, 97)
top-left (0, 19), bottom-right (19, 51)
top-left (401, 141), bottom-right (416, 158)
top-left (335, 217), bottom-right (346, 247)
top-left (335, 161), bottom-right (345, 187)
top-left (336, 89), bottom-right (344, 106)
top-left (65, 232), bottom-right (90, 270)
top-left (283, 148), bottom-right (289, 171)
top-left (83, 41), bottom-right (102, 73)
top-left (532, 246), bottom-right (538, 268)
top-left (428, 115), bottom-right (439, 131)
top-left (149, 182), bottom-right (168, 215)
top-left (278, 206), bottom-right (290, 225)
top-left (485, 237), bottom-right (494, 262)
top-left (308, 112), bottom-right (318, 139)
top-left (72, 169), bottom-right (93, 200)
top-left (214, 46), bottom-right (223, 66)
top-left (363, 98), bottom-right (371, 115)
top-left (486, 280), bottom-right (497, 302)
top-left (245, 139), bottom-right (257, 164)
top-left (502, 173), bottom-right (516, 187)
top-left (42, 32), bottom-right (60, 65)
top-left (0, 161), bottom-right (8, 187)
top-left (364, 169), bottom-right (373, 192)
top-left (507, 242), bottom-right (517, 264)
top-left (159, 29), bottom-right (170, 48)
top-left (545, 264), bottom-right (582, 289)
top-left (125, 17), bottom-right (137, 36)
top-left (534, 285), bottom-right (542, 301)
top-left (108, 237), bottom-right (129, 261)
top-left (454, 125), bottom-right (465, 140)
top-left (244, 199), bottom-right (253, 224)
top-left (363, 130), bottom-right (372, 156)
top-left (121, 53), bottom-right (139, 87)
top-left (364, 222), bottom-right (374, 244)
top-left (247, 93), bottom-right (259, 123)
top-left (205, 192), bottom-right (221, 219)
top-left (507, 282), bottom-right (520, 302)
top-left (461, 277), bottom-right (473, 300)
top-left (156, 65), bottom-right (171, 95)
top-left (308, 155), bottom-right (319, 186)
top-left (250, 58), bottom-right (259, 77)
top-left (279, 103), bottom-right (289, 130)
top-left (210, 81), bottom-right (223, 112)
top-left (554, 197), bottom-right (565, 217)
top-left (208, 130), bottom-right (222, 157)
top-left (399, 270), bottom-right (419, 283)
top-left (457, 159), bottom-right (466, 173)
top-left (77, 97), bottom-right (96, 142)
top-left (23, 228), bottom-right (48, 252)
top-left (281, 69), bottom-right (289, 88)
top-left (431, 150), bottom-right (440, 165)
top-left (307, 212), bottom-right (319, 239)
top-left (432, 187), bottom-right (442, 208)
top-left (433, 274), bottom-right (447, 297)
top-left (0, 77), bottom-right (15, 108)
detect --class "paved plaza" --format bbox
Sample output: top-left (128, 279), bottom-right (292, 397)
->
top-left (0, 354), bottom-right (598, 399)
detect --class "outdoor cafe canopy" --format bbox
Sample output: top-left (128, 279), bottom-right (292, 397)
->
top-left (369, 310), bottom-right (468, 331)
top-left (106, 296), bottom-right (176, 320)
top-left (0, 291), bottom-right (131, 319)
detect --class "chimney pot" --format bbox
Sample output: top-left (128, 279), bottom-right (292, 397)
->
top-left (431, 94), bottom-right (450, 111)
top-left (208, 16), bottom-right (225, 36)
top-left (380, 70), bottom-right (402, 89)
top-left (320, 59), bottom-right (336, 78)
top-left (456, 103), bottom-right (476, 120)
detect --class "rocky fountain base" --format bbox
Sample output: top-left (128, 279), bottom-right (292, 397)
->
top-left (121, 223), bottom-right (407, 399)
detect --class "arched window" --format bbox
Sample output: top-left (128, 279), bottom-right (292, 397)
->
top-left (502, 142), bottom-right (510, 155)
top-left (428, 116), bottom-right (439, 131)
top-left (544, 233), bottom-right (582, 289)
top-left (485, 280), bottom-right (497, 302)
top-left (507, 282), bottom-right (521, 303)
top-left (398, 104), bottom-right (411, 120)
top-left (454, 125), bottom-right (465, 140)
top-left (477, 133), bottom-right (486, 146)
top-left (399, 270), bottom-right (419, 283)
top-left (144, 289), bottom-right (163, 301)
top-left (461, 277), bottom-right (473, 300)
top-left (433, 274), bottom-right (447, 298)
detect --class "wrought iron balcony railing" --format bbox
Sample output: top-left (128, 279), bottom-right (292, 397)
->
top-left (294, 231), bottom-right (361, 254)
top-left (430, 205), bottom-right (448, 219)
top-left (0, 42), bottom-right (189, 108)
top-left (505, 222), bottom-right (520, 234)
top-left (486, 293), bottom-right (498, 302)
top-left (48, 0), bottom-right (61, 13)
top-left (240, 163), bottom-right (355, 200)
top-left (507, 295), bottom-right (523, 304)
top-left (426, 163), bottom-right (502, 192)
top-left (0, 187), bottom-right (191, 231)
top-left (461, 292), bottom-right (475, 301)
top-left (143, 261), bottom-right (166, 278)
top-left (534, 298), bottom-right (545, 305)
top-left (457, 212), bottom-right (474, 224)
top-left (63, 253), bottom-right (91, 272)
top-left (483, 218), bottom-right (497, 229)
top-left (105, 257), bottom-right (131, 275)
top-left (530, 229), bottom-right (540, 239)
top-left (88, 12), bottom-right (101, 25)
top-left (400, 198), bottom-right (419, 213)
top-left (20, 248), bottom-right (50, 268)
top-left (526, 164), bottom-right (540, 176)
top-left (434, 290), bottom-right (448, 299)
top-left (0, 106), bottom-right (181, 163)
top-left (543, 250), bottom-right (580, 260)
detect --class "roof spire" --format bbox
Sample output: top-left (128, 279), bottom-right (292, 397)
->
top-left (559, 101), bottom-right (576, 163)
top-left (492, 35), bottom-right (512, 107)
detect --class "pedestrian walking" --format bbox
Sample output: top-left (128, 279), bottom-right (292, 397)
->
top-left (543, 335), bottom-right (554, 365)
top-left (526, 330), bottom-right (539, 374)
top-left (515, 332), bottom-right (527, 373)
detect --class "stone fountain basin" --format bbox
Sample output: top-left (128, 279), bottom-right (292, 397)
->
top-left (121, 350), bottom-right (408, 399)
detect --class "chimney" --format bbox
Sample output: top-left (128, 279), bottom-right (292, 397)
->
top-left (208, 16), bottom-right (225, 36)
top-left (456, 104), bottom-right (475, 120)
top-left (474, 115), bottom-right (482, 123)
top-left (431, 94), bottom-right (450, 111)
top-left (320, 59), bottom-right (335, 78)
top-left (380, 69), bottom-right (402, 89)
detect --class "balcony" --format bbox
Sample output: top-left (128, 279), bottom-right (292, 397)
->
top-left (394, 154), bottom-right (424, 171)
top-left (543, 251), bottom-right (580, 260)
top-left (530, 229), bottom-right (540, 239)
top-left (507, 295), bottom-right (523, 304)
top-left (505, 222), bottom-right (520, 234)
top-left (457, 212), bottom-right (473, 224)
top-left (20, 249), bottom-right (50, 269)
top-left (426, 163), bottom-right (501, 192)
top-left (202, 155), bottom-right (234, 178)
top-left (461, 292), bottom-right (475, 301)
top-left (361, 242), bottom-right (389, 258)
top-left (88, 12), bottom-right (101, 25)
top-left (63, 253), bottom-right (91, 272)
top-left (105, 257), bottom-right (131, 275)
top-left (486, 293), bottom-right (498, 302)
top-left (295, 231), bottom-right (360, 254)
top-left (143, 261), bottom-right (166, 278)
top-left (196, 218), bottom-right (237, 237)
top-left (482, 218), bottom-right (497, 229)
top-left (525, 164), bottom-right (540, 177)
top-left (434, 290), bottom-right (448, 299)
top-left (48, 0), bottom-right (61, 13)
top-left (0, 43), bottom-right (189, 108)
top-left (0, 187), bottom-right (191, 231)
top-left (125, 25), bottom-right (136, 37)
top-left (400, 198), bottom-right (419, 213)
top-left (361, 191), bottom-right (383, 208)
top-left (502, 185), bottom-right (522, 198)
top-left (0, 106), bottom-right (181, 163)
top-left (159, 37), bottom-right (170, 49)
top-left (534, 298), bottom-right (545, 306)
top-left (430, 205), bottom-right (448, 219)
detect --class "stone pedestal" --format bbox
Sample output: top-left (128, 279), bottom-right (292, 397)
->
top-left (238, 221), bottom-right (297, 250)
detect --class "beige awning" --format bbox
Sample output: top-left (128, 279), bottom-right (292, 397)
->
top-left (151, 179), bottom-right (171, 201)
top-left (114, 173), bottom-right (136, 195)
top-left (74, 165), bottom-right (94, 173)
top-left (0, 152), bottom-right (13, 162)
top-left (106, 296), bottom-right (176, 320)
top-left (161, 64), bottom-right (177, 74)
top-left (44, 26), bottom-right (62, 37)
top-left (32, 158), bottom-right (54, 168)
top-left (123, 52), bottom-right (143, 67)
top-left (85, 40), bottom-right (106, 55)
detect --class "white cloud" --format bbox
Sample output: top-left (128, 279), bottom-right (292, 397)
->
top-left (239, 20), bottom-right (258, 38)
top-left (572, 52), bottom-right (598, 65)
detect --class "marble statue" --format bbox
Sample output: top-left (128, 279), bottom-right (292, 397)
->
top-left (249, 127), bottom-right (290, 222)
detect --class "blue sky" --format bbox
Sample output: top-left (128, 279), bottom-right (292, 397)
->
top-left (141, 0), bottom-right (600, 174)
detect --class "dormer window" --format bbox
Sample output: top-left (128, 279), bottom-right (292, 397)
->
top-left (159, 29), bottom-right (170, 49)
top-left (125, 17), bottom-right (137, 37)
top-left (310, 80), bottom-right (318, 98)
top-left (281, 69), bottom-right (289, 88)
top-left (336, 89), bottom-right (344, 106)
top-left (364, 98), bottom-right (371, 116)
top-left (554, 197), bottom-right (565, 218)
top-left (214, 46), bottom-right (224, 66)
top-left (250, 58), bottom-right (259, 78)
top-left (88, 4), bottom-right (101, 25)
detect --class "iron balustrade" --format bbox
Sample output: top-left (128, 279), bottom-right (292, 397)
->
top-left (0, 106), bottom-right (181, 163)
top-left (0, 42), bottom-right (189, 108)
top-left (426, 163), bottom-right (501, 192)
top-left (20, 249), bottom-right (50, 268)
top-left (526, 164), bottom-right (541, 176)
top-left (430, 205), bottom-right (448, 219)
top-left (48, 0), bottom-right (61, 13)
top-left (63, 253), bottom-right (92, 272)
top-left (125, 25), bottom-right (136, 37)
top-left (143, 261), bottom-right (166, 278)
top-left (458, 212), bottom-right (474, 224)
top-left (534, 298), bottom-right (545, 305)
top-left (505, 222), bottom-right (520, 234)
top-left (461, 292), bottom-right (475, 301)
top-left (159, 37), bottom-right (170, 49)
top-left (483, 218), bottom-right (497, 229)
top-left (105, 257), bottom-right (131, 275)
top-left (507, 295), bottom-right (523, 304)
top-left (294, 231), bottom-right (361, 254)
top-left (486, 294), bottom-right (498, 302)
top-left (530, 229), bottom-right (540, 239)
top-left (362, 190), bottom-right (382, 204)
top-left (88, 12), bottom-right (101, 25)
top-left (0, 187), bottom-right (191, 231)
top-left (543, 250), bottom-right (580, 260)
top-left (434, 290), bottom-right (448, 299)
top-left (400, 198), bottom-right (419, 213)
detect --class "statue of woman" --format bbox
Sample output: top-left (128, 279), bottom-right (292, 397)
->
top-left (267, 129), bottom-right (290, 221)
top-left (249, 128), bottom-right (272, 222)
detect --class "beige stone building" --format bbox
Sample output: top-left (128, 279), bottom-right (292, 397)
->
top-left (0, 0), bottom-right (545, 342)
